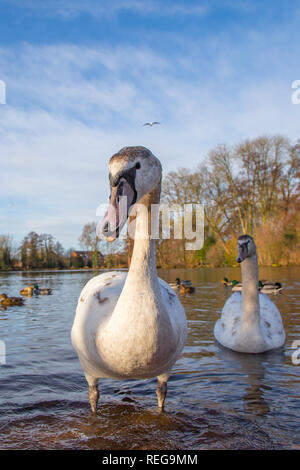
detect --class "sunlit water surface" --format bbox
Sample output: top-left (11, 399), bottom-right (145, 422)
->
top-left (0, 267), bottom-right (299, 449)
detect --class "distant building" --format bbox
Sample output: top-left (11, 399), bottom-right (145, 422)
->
top-left (12, 260), bottom-right (23, 269)
top-left (71, 250), bottom-right (104, 267)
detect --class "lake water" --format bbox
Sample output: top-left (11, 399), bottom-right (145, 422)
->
top-left (0, 267), bottom-right (299, 449)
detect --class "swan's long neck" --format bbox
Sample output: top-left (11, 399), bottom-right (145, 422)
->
top-left (118, 184), bottom-right (161, 300)
top-left (126, 183), bottom-right (160, 290)
top-left (241, 254), bottom-right (260, 327)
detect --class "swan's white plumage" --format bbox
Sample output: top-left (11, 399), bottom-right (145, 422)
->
top-left (215, 235), bottom-right (285, 354)
top-left (214, 292), bottom-right (285, 353)
top-left (71, 270), bottom-right (187, 381)
top-left (71, 146), bottom-right (187, 411)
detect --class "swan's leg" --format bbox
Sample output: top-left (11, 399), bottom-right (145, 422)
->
top-left (156, 373), bottom-right (170, 410)
top-left (86, 375), bottom-right (99, 414)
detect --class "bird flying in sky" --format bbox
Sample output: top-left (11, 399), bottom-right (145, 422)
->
top-left (142, 121), bottom-right (161, 126)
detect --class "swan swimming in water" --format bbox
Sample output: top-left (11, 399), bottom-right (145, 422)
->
top-left (71, 146), bottom-right (187, 412)
top-left (214, 235), bottom-right (285, 353)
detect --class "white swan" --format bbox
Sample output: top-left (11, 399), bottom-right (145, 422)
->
top-left (71, 146), bottom-right (187, 412)
top-left (214, 235), bottom-right (285, 353)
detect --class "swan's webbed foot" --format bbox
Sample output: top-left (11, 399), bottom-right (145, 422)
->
top-left (156, 381), bottom-right (167, 410)
top-left (88, 383), bottom-right (99, 414)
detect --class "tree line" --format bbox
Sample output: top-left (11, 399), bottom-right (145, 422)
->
top-left (0, 227), bottom-right (124, 271)
top-left (159, 134), bottom-right (300, 267)
top-left (0, 232), bottom-right (74, 270)
top-left (1, 134), bottom-right (299, 270)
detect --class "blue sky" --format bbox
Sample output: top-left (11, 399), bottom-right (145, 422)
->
top-left (0, 0), bottom-right (300, 249)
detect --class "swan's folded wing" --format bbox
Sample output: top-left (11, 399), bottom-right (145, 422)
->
top-left (259, 293), bottom-right (286, 348)
top-left (214, 293), bottom-right (242, 345)
top-left (71, 271), bottom-right (127, 374)
top-left (158, 278), bottom-right (187, 353)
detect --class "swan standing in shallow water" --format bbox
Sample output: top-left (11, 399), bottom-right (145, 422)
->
top-left (214, 235), bottom-right (285, 353)
top-left (71, 146), bottom-right (187, 412)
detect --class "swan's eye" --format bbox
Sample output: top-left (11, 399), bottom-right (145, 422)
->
top-left (135, 162), bottom-right (141, 169)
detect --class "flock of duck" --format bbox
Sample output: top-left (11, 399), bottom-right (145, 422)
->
top-left (170, 277), bottom-right (282, 295)
top-left (169, 278), bottom-right (195, 294)
top-left (0, 284), bottom-right (52, 307)
top-left (222, 277), bottom-right (282, 294)
top-left (71, 146), bottom-right (286, 414)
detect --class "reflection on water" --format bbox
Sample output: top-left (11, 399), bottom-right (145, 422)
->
top-left (215, 345), bottom-right (286, 417)
top-left (0, 267), bottom-right (299, 449)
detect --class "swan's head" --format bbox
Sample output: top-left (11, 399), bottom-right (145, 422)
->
top-left (236, 235), bottom-right (256, 263)
top-left (98, 146), bottom-right (162, 241)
